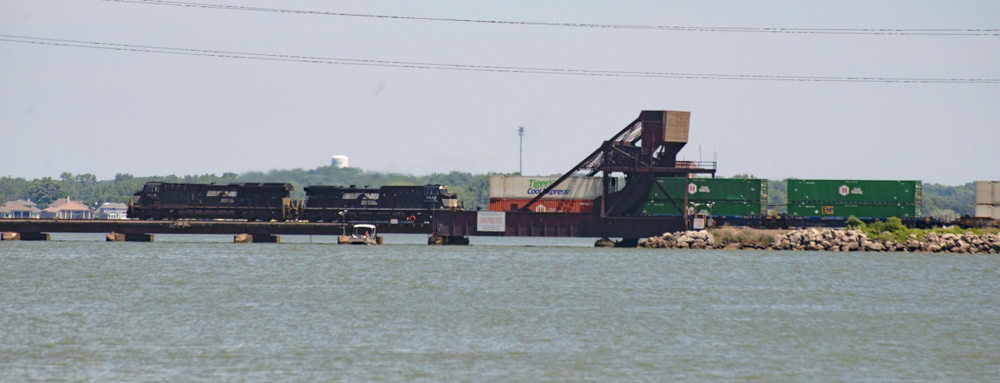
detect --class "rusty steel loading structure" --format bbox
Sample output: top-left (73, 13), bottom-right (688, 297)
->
top-left (431, 110), bottom-right (717, 245)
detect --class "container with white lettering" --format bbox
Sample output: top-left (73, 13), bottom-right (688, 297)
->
top-left (488, 176), bottom-right (610, 200)
top-left (787, 179), bottom-right (921, 204)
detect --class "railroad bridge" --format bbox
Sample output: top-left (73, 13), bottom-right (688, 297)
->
top-left (0, 214), bottom-right (686, 245)
top-left (0, 219), bottom-right (428, 243)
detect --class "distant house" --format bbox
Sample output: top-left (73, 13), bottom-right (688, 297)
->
top-left (47, 197), bottom-right (72, 208)
top-left (40, 198), bottom-right (94, 219)
top-left (0, 199), bottom-right (42, 219)
top-left (96, 202), bottom-right (129, 220)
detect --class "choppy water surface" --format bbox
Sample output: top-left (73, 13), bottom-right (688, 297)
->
top-left (2, 234), bottom-right (999, 381)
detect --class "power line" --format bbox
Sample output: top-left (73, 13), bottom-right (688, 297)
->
top-left (1, 34), bottom-right (997, 84)
top-left (101, 0), bottom-right (999, 37)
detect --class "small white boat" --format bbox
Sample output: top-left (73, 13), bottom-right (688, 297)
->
top-left (346, 224), bottom-right (380, 245)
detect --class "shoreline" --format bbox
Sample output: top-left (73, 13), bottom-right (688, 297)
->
top-left (639, 227), bottom-right (1000, 254)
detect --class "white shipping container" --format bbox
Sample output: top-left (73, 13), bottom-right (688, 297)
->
top-left (996, 182), bottom-right (1000, 205)
top-left (975, 204), bottom-right (1000, 219)
top-left (975, 204), bottom-right (991, 218)
top-left (976, 181), bottom-right (993, 205)
top-left (489, 175), bottom-right (605, 200)
top-left (975, 181), bottom-right (1000, 205)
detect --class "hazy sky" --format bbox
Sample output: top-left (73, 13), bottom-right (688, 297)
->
top-left (2, 0), bottom-right (998, 184)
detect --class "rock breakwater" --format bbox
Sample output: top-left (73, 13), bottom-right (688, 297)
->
top-left (638, 228), bottom-right (1000, 253)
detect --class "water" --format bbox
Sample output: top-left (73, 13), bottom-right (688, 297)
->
top-left (2, 234), bottom-right (999, 381)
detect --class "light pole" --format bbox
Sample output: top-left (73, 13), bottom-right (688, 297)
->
top-left (706, 202), bottom-right (715, 228)
top-left (518, 126), bottom-right (525, 175)
top-left (339, 210), bottom-right (347, 236)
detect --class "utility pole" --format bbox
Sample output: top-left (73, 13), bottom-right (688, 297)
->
top-left (518, 126), bottom-right (525, 175)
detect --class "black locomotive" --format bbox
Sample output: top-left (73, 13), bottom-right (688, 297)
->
top-left (301, 185), bottom-right (459, 223)
top-left (128, 182), bottom-right (294, 221)
top-left (127, 182), bottom-right (459, 223)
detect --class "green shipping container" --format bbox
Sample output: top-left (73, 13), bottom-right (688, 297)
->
top-left (787, 179), bottom-right (921, 204)
top-left (637, 200), bottom-right (765, 216)
top-left (787, 203), bottom-right (920, 218)
top-left (646, 178), bottom-right (767, 202)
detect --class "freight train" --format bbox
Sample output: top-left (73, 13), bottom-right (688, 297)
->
top-left (629, 178), bottom-right (923, 219)
top-left (633, 178), bottom-right (930, 228)
top-left (491, 176), bottom-right (922, 219)
top-left (489, 176), bottom-right (944, 227)
top-left (127, 182), bottom-right (460, 223)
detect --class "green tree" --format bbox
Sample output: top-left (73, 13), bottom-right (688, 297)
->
top-left (767, 179), bottom-right (788, 214)
top-left (57, 171), bottom-right (80, 199)
top-left (0, 176), bottom-right (31, 204)
top-left (845, 215), bottom-right (866, 230)
top-left (921, 182), bottom-right (974, 219)
top-left (75, 173), bottom-right (97, 188)
top-left (28, 177), bottom-right (67, 208)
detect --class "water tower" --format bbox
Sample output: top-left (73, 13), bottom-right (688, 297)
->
top-left (331, 155), bottom-right (349, 168)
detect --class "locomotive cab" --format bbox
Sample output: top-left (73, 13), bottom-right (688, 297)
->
top-left (434, 185), bottom-right (462, 211)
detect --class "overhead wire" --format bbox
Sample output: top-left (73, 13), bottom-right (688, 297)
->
top-left (3, 34), bottom-right (996, 84)
top-left (100, 0), bottom-right (1000, 36)
top-left (2, 35), bottom-right (997, 84)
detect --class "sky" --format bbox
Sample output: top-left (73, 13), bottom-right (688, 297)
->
top-left (1, 0), bottom-right (998, 185)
